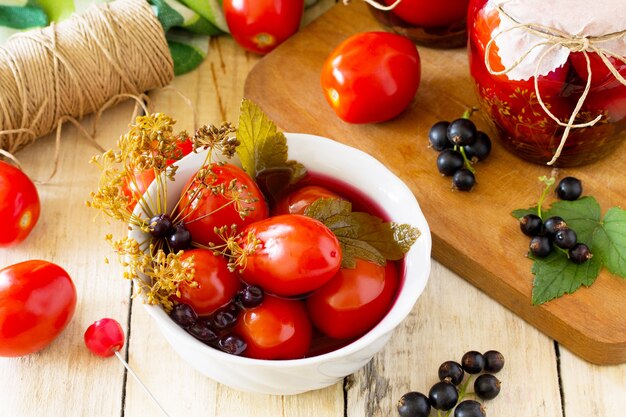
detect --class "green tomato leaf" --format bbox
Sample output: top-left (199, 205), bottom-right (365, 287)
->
top-left (305, 198), bottom-right (420, 268)
top-left (236, 99), bottom-right (306, 186)
top-left (531, 251), bottom-right (602, 305)
top-left (593, 207), bottom-right (626, 278)
top-left (544, 197), bottom-right (602, 245)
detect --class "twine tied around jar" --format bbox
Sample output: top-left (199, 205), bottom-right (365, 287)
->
top-left (484, 4), bottom-right (626, 165)
top-left (342, 0), bottom-right (402, 11)
top-left (0, 0), bottom-right (175, 182)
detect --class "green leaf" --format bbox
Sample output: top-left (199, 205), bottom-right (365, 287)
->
top-left (531, 251), bottom-right (602, 305)
top-left (305, 198), bottom-right (420, 268)
top-left (511, 206), bottom-right (538, 219)
top-left (236, 99), bottom-right (306, 185)
top-left (593, 207), bottom-right (626, 278)
top-left (544, 197), bottom-right (601, 245)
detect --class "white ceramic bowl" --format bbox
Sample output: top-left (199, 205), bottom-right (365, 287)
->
top-left (129, 133), bottom-right (431, 395)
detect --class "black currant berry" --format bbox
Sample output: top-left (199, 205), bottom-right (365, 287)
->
top-left (170, 303), bottom-right (197, 328)
top-left (453, 169), bottom-right (476, 192)
top-left (429, 121), bottom-right (453, 151)
top-left (569, 243), bottom-right (593, 264)
top-left (238, 285), bottom-right (264, 309)
top-left (483, 350), bottom-right (505, 373)
top-left (461, 351), bottom-right (485, 374)
top-left (437, 149), bottom-right (464, 176)
top-left (188, 319), bottom-right (218, 344)
top-left (428, 381), bottom-right (459, 411)
top-left (217, 334), bottom-right (247, 355)
top-left (212, 305), bottom-right (239, 330)
top-left (543, 216), bottom-right (567, 240)
top-left (463, 131), bottom-right (492, 162)
top-left (397, 392), bottom-right (431, 417)
top-left (447, 118), bottom-right (477, 146)
top-left (556, 177), bottom-right (582, 201)
top-left (149, 214), bottom-right (174, 238)
top-left (168, 223), bottom-right (192, 252)
top-left (554, 228), bottom-right (577, 249)
top-left (474, 374), bottom-right (501, 400)
top-left (519, 214), bottom-right (543, 237)
top-left (454, 400), bottom-right (486, 417)
top-left (438, 361), bottom-right (465, 385)
top-left (529, 236), bottom-right (552, 258)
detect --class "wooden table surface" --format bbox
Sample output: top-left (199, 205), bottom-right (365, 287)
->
top-left (1, 2), bottom-right (624, 416)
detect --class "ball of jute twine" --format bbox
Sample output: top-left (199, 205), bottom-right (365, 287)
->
top-left (485, 5), bottom-right (626, 165)
top-left (0, 0), bottom-right (174, 181)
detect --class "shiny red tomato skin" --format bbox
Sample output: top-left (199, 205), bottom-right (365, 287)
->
top-left (174, 249), bottom-right (241, 316)
top-left (223, 0), bottom-right (304, 55)
top-left (235, 295), bottom-right (312, 360)
top-left (178, 163), bottom-right (269, 247)
top-left (321, 32), bottom-right (421, 124)
top-left (273, 185), bottom-right (341, 215)
top-left (84, 318), bottom-right (125, 358)
top-left (383, 0), bottom-right (469, 27)
top-left (0, 161), bottom-right (40, 247)
top-left (306, 259), bottom-right (398, 340)
top-left (239, 214), bottom-right (342, 297)
top-left (0, 260), bottom-right (77, 357)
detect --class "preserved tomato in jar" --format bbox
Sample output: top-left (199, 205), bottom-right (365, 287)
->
top-left (368, 0), bottom-right (470, 48)
top-left (468, 0), bottom-right (626, 166)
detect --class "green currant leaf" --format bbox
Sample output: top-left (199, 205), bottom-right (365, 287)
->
top-left (543, 197), bottom-right (601, 245)
top-left (305, 198), bottom-right (420, 268)
top-left (531, 251), bottom-right (602, 305)
top-left (592, 207), bottom-right (626, 278)
top-left (511, 206), bottom-right (538, 219)
top-left (236, 99), bottom-right (306, 185)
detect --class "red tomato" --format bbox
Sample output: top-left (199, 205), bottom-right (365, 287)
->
top-left (239, 214), bottom-right (341, 297)
top-left (306, 259), bottom-right (398, 340)
top-left (177, 163), bottom-right (268, 247)
top-left (321, 32), bottom-right (421, 124)
top-left (174, 249), bottom-right (241, 316)
top-left (223, 0), bottom-right (304, 55)
top-left (384, 0), bottom-right (469, 27)
top-left (569, 52), bottom-right (626, 89)
top-left (0, 161), bottom-right (40, 247)
top-left (0, 260), bottom-right (77, 357)
top-left (84, 318), bottom-right (125, 358)
top-left (235, 295), bottom-right (312, 359)
top-left (273, 185), bottom-right (341, 215)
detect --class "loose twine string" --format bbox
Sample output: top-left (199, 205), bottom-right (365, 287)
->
top-left (0, 0), bottom-right (174, 182)
top-left (485, 4), bottom-right (626, 165)
top-left (342, 0), bottom-right (402, 12)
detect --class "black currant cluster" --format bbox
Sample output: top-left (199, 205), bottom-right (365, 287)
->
top-left (519, 177), bottom-right (592, 263)
top-left (428, 116), bottom-right (492, 192)
top-left (149, 214), bottom-right (192, 252)
top-left (169, 285), bottom-right (264, 355)
top-left (397, 350), bottom-right (504, 417)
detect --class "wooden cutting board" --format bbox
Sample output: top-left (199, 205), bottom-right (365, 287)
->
top-left (244, 2), bottom-right (626, 365)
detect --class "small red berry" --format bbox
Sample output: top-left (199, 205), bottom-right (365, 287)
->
top-left (84, 318), bottom-right (125, 357)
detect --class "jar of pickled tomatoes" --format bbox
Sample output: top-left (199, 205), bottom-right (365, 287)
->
top-left (368, 0), bottom-right (470, 48)
top-left (468, 0), bottom-right (626, 166)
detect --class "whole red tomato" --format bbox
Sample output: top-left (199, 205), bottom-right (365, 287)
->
top-left (321, 32), bottom-right (421, 124)
top-left (239, 214), bottom-right (341, 297)
top-left (0, 161), bottom-right (40, 247)
top-left (384, 0), bottom-right (469, 27)
top-left (223, 0), bottom-right (304, 55)
top-left (306, 259), bottom-right (398, 340)
top-left (234, 295), bottom-right (312, 360)
top-left (273, 185), bottom-right (341, 215)
top-left (174, 249), bottom-right (241, 316)
top-left (177, 163), bottom-right (268, 247)
top-left (0, 260), bottom-right (77, 357)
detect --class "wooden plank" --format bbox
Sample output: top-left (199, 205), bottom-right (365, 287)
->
top-left (347, 261), bottom-right (563, 417)
top-left (560, 348), bottom-right (626, 417)
top-left (0, 103), bottom-right (135, 417)
top-left (244, 0), bottom-right (626, 365)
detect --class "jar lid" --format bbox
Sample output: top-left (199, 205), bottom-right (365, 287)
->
top-left (490, 0), bottom-right (626, 80)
